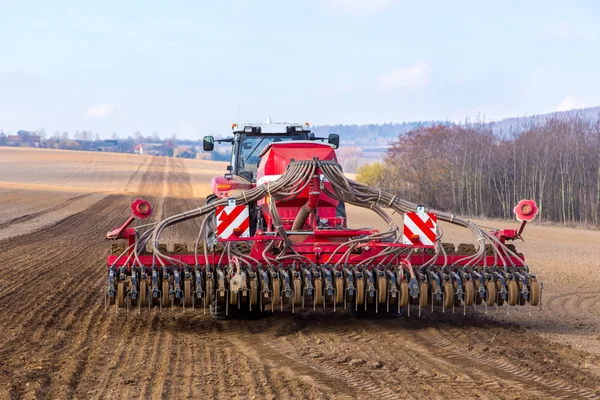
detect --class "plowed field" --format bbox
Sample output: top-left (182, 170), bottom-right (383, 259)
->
top-left (1, 148), bottom-right (599, 399)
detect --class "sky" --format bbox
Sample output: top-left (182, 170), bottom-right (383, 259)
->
top-left (0, 0), bottom-right (598, 139)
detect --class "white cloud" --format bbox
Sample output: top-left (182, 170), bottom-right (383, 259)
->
top-left (554, 96), bottom-right (588, 112)
top-left (329, 0), bottom-right (396, 14)
top-left (377, 62), bottom-right (432, 91)
top-left (83, 103), bottom-right (114, 119)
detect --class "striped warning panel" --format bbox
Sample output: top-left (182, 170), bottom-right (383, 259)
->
top-left (216, 205), bottom-right (250, 239)
top-left (402, 211), bottom-right (437, 246)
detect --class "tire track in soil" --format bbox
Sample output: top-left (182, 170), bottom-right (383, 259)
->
top-left (0, 192), bottom-right (95, 230)
top-left (0, 156), bottom-right (170, 399)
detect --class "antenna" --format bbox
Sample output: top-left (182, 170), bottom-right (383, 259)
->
top-left (237, 105), bottom-right (240, 126)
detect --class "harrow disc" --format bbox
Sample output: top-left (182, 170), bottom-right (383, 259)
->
top-left (517, 281), bottom-right (527, 306)
top-left (293, 278), bottom-right (302, 306)
top-left (272, 278), bottom-right (281, 310)
top-left (184, 279), bottom-right (192, 307)
top-left (431, 280), bottom-right (441, 305)
top-left (474, 280), bottom-right (483, 305)
top-left (117, 281), bottom-right (125, 308)
top-left (485, 280), bottom-right (496, 306)
top-left (139, 279), bottom-right (148, 307)
top-left (495, 280), bottom-right (505, 306)
top-left (314, 278), bottom-right (323, 306)
top-left (529, 280), bottom-right (541, 306)
top-left (355, 277), bottom-right (365, 305)
top-left (464, 280), bottom-right (475, 306)
top-left (453, 281), bottom-right (462, 307)
top-left (378, 275), bottom-right (387, 304)
top-left (443, 281), bottom-right (454, 309)
top-left (507, 280), bottom-right (519, 306)
top-left (250, 279), bottom-right (258, 306)
top-left (335, 276), bottom-right (344, 305)
top-left (162, 280), bottom-right (170, 308)
top-left (419, 282), bottom-right (428, 307)
top-left (399, 281), bottom-right (409, 307)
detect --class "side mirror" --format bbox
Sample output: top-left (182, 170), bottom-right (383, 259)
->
top-left (328, 133), bottom-right (340, 149)
top-left (203, 136), bottom-right (214, 151)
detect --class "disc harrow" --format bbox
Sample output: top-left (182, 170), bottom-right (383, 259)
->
top-left (105, 142), bottom-right (542, 318)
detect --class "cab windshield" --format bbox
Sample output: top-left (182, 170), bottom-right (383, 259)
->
top-left (236, 133), bottom-right (306, 180)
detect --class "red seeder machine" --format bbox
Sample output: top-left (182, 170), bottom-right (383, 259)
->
top-left (106, 122), bottom-right (542, 318)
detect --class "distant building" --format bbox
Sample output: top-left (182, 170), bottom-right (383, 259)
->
top-left (134, 143), bottom-right (167, 156)
top-left (6, 135), bottom-right (22, 146)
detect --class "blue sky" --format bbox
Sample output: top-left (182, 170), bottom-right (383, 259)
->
top-left (0, 0), bottom-right (598, 138)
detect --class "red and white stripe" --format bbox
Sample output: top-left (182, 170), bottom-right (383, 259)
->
top-left (402, 212), bottom-right (437, 246)
top-left (216, 205), bottom-right (250, 239)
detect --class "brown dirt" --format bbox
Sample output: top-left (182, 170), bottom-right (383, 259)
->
top-left (1, 150), bottom-right (600, 399)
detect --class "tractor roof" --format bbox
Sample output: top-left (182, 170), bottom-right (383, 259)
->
top-left (232, 122), bottom-right (311, 135)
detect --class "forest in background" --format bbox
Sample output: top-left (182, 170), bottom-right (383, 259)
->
top-left (356, 112), bottom-right (600, 227)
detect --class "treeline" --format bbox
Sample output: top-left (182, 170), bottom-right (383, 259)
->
top-left (357, 113), bottom-right (600, 226)
top-left (312, 121), bottom-right (442, 146)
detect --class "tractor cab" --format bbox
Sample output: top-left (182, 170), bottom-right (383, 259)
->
top-left (203, 122), bottom-right (339, 183)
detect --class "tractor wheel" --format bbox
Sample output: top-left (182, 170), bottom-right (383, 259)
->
top-left (162, 280), bottom-right (170, 308)
top-left (314, 278), bottom-right (323, 306)
top-left (485, 280), bottom-right (496, 306)
top-left (529, 280), bottom-right (541, 306)
top-left (294, 278), bottom-right (303, 306)
top-left (272, 278), bottom-right (281, 310)
top-left (443, 281), bottom-right (454, 309)
top-left (335, 276), bottom-right (344, 305)
top-left (356, 277), bottom-right (365, 305)
top-left (378, 275), bottom-right (387, 304)
top-left (474, 280), bottom-right (483, 305)
top-left (507, 280), bottom-right (519, 306)
top-left (184, 279), bottom-right (192, 307)
top-left (399, 281), bottom-right (409, 307)
top-left (117, 281), bottom-right (125, 308)
top-left (139, 279), bottom-right (148, 307)
top-left (495, 280), bottom-right (505, 306)
top-left (419, 282), bottom-right (428, 307)
top-left (464, 280), bottom-right (475, 306)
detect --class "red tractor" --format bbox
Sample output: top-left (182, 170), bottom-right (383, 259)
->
top-left (106, 122), bottom-right (542, 318)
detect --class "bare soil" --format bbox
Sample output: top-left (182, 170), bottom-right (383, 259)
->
top-left (1, 148), bottom-right (599, 399)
